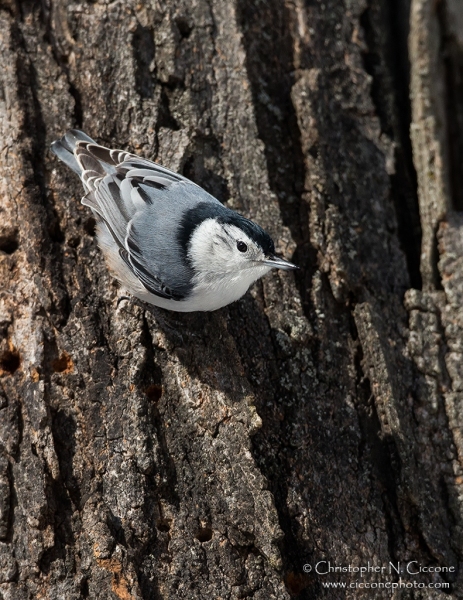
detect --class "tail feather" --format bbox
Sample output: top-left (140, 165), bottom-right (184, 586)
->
top-left (64, 129), bottom-right (95, 148)
top-left (50, 129), bottom-right (97, 175)
top-left (50, 140), bottom-right (81, 175)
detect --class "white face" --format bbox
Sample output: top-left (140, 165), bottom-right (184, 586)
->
top-left (187, 219), bottom-right (271, 279)
top-left (185, 217), bottom-right (278, 310)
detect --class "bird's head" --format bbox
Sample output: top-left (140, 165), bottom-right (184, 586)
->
top-left (181, 204), bottom-right (297, 286)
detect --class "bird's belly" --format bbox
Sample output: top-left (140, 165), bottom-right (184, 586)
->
top-left (133, 269), bottom-right (266, 312)
top-left (132, 287), bottom-right (241, 312)
top-left (177, 268), bottom-right (269, 312)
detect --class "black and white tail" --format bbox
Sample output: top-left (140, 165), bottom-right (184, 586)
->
top-left (50, 130), bottom-right (96, 176)
top-left (52, 130), bottom-right (134, 196)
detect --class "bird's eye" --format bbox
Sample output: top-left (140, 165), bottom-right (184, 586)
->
top-left (237, 241), bottom-right (248, 253)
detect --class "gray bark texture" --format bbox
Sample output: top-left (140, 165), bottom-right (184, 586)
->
top-left (0, 0), bottom-right (462, 598)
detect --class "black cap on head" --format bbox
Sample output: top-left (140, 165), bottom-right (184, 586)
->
top-left (178, 202), bottom-right (275, 258)
top-left (217, 212), bottom-right (275, 256)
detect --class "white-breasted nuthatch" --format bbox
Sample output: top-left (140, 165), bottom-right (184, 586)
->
top-left (51, 130), bottom-right (298, 312)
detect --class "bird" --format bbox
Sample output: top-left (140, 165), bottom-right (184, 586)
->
top-left (50, 130), bottom-right (298, 312)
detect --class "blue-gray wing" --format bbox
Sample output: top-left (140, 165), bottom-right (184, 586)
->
top-left (70, 139), bottom-right (220, 300)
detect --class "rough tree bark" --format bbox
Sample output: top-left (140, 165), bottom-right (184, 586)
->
top-left (0, 0), bottom-right (462, 598)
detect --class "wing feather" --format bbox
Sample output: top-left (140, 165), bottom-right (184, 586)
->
top-left (52, 130), bottom-right (216, 300)
top-left (53, 130), bottom-right (208, 301)
top-left (74, 139), bottom-right (194, 300)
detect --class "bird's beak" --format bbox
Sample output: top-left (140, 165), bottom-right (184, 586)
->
top-left (263, 255), bottom-right (299, 270)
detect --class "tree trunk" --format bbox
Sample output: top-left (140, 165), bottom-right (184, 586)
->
top-left (1, 0), bottom-right (462, 598)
